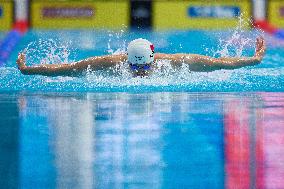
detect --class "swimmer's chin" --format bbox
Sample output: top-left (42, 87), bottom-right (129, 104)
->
top-left (132, 70), bottom-right (152, 77)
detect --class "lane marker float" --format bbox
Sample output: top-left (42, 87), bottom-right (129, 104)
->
top-left (254, 20), bottom-right (284, 40)
top-left (0, 21), bottom-right (28, 66)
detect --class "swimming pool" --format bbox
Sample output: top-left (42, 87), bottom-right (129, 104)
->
top-left (0, 29), bottom-right (284, 188)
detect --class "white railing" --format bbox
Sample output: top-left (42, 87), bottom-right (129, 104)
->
top-left (15, 0), bottom-right (28, 22)
top-left (252, 0), bottom-right (266, 21)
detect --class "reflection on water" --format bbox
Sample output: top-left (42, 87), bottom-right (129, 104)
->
top-left (49, 95), bottom-right (94, 189)
top-left (1, 92), bottom-right (284, 188)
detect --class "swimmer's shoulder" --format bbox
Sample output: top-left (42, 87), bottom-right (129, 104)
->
top-left (113, 53), bottom-right (127, 62)
top-left (154, 53), bottom-right (177, 60)
top-left (154, 53), bottom-right (196, 61)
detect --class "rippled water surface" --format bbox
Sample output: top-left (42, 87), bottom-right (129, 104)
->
top-left (1, 92), bottom-right (284, 189)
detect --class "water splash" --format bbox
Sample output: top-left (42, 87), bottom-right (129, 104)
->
top-left (212, 14), bottom-right (263, 58)
top-left (23, 39), bottom-right (76, 66)
top-left (5, 26), bottom-right (282, 92)
top-left (107, 30), bottom-right (127, 55)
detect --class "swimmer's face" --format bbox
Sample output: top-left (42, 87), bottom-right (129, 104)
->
top-left (129, 63), bottom-right (153, 77)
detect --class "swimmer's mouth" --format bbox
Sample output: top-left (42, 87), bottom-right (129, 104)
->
top-left (129, 64), bottom-right (151, 71)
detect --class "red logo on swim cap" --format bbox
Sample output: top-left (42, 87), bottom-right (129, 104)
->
top-left (150, 44), bottom-right (154, 51)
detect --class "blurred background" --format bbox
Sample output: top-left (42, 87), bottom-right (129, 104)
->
top-left (0, 0), bottom-right (275, 31)
top-left (0, 0), bottom-right (282, 32)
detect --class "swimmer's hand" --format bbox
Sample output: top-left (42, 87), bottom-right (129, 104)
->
top-left (253, 37), bottom-right (266, 63)
top-left (16, 53), bottom-right (27, 72)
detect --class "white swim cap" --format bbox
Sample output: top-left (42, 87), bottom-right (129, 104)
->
top-left (127, 38), bottom-right (155, 65)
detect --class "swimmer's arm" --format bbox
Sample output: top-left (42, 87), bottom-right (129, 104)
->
top-left (155, 37), bottom-right (266, 72)
top-left (16, 54), bottom-right (127, 76)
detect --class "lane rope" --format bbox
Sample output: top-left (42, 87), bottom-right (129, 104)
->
top-left (0, 21), bottom-right (28, 66)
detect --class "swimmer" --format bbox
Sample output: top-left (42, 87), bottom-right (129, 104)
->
top-left (16, 37), bottom-right (266, 77)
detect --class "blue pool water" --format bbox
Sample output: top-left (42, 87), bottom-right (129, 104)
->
top-left (1, 92), bottom-right (284, 188)
top-left (0, 29), bottom-right (284, 189)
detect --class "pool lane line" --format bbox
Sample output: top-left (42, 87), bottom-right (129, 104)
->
top-left (254, 20), bottom-right (284, 40)
top-left (0, 21), bottom-right (28, 66)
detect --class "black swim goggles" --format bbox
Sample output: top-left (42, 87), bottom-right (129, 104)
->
top-left (129, 63), bottom-right (151, 71)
